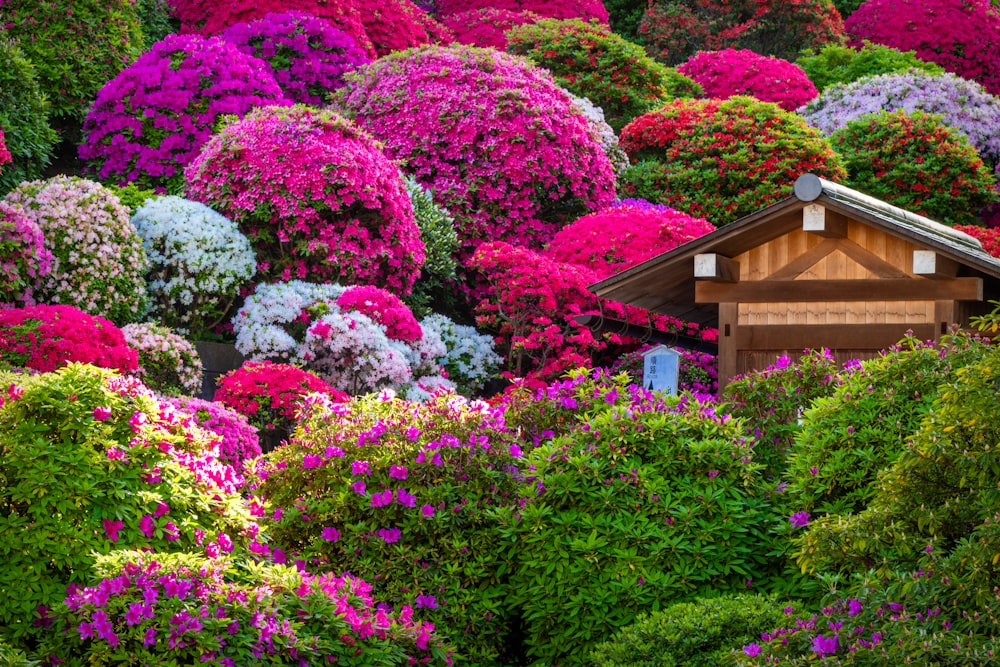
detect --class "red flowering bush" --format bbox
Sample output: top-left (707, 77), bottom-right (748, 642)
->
top-left (214, 361), bottom-right (347, 432)
top-left (619, 96), bottom-right (847, 225)
top-left (846, 0), bottom-right (1000, 96)
top-left (831, 110), bottom-right (999, 226)
top-left (506, 18), bottom-right (702, 131)
top-left (677, 48), bottom-right (818, 111)
top-left (337, 286), bottom-right (423, 343)
top-left (639, 0), bottom-right (844, 65)
top-left (185, 105), bottom-right (424, 292)
top-left (0, 305), bottom-right (138, 373)
top-left (442, 7), bottom-right (542, 49)
top-left (79, 34), bottom-right (288, 194)
top-left (220, 11), bottom-right (372, 106)
top-left (955, 225), bottom-right (1000, 256)
top-left (436, 0), bottom-right (610, 21)
top-left (0, 201), bottom-right (50, 307)
top-left (544, 203), bottom-right (715, 278)
top-left (337, 45), bottom-right (616, 256)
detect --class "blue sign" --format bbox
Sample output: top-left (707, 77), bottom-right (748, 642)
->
top-left (642, 345), bottom-right (680, 395)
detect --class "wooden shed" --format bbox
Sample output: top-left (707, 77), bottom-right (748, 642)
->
top-left (588, 174), bottom-right (1000, 390)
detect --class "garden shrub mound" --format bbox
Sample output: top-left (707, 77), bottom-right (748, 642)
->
top-left (2, 177), bottom-right (148, 324)
top-left (501, 371), bottom-right (777, 667)
top-left (402, 179), bottom-right (460, 318)
top-left (337, 45), bottom-right (616, 256)
top-left (164, 396), bottom-right (261, 471)
top-left (638, 0), bottom-right (844, 66)
top-left (0, 305), bottom-right (138, 374)
top-left (441, 7), bottom-right (542, 49)
top-left (131, 196), bottom-right (256, 338)
top-left (0, 39), bottom-right (58, 196)
top-left (248, 391), bottom-right (523, 666)
top-left (845, 0), bottom-right (1000, 96)
top-left (43, 551), bottom-right (450, 665)
top-left (677, 48), bottom-right (818, 111)
top-left (186, 105), bottom-right (424, 291)
top-left (436, 0), bottom-right (610, 22)
top-left (956, 225), bottom-right (1000, 258)
top-left (0, 364), bottom-right (253, 643)
top-left (797, 40), bottom-right (944, 92)
top-left (506, 19), bottom-right (702, 132)
top-left (543, 203), bottom-right (715, 279)
top-left (121, 322), bottom-right (203, 397)
top-left (831, 110), bottom-right (998, 226)
top-left (0, 201), bottom-right (50, 308)
top-left (800, 71), bottom-right (1000, 169)
top-left (221, 11), bottom-right (372, 106)
top-left (0, 0), bottom-right (142, 128)
top-left (79, 34), bottom-right (289, 195)
top-left (619, 96), bottom-right (846, 226)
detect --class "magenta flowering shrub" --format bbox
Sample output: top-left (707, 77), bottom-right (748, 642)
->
top-left (0, 364), bottom-right (253, 643)
top-left (79, 34), bottom-right (289, 194)
top-left (338, 45), bottom-right (616, 257)
top-left (248, 391), bottom-right (523, 665)
top-left (845, 0), bottom-right (1000, 95)
top-left (221, 11), bottom-right (372, 105)
top-left (2, 177), bottom-right (147, 323)
top-left (677, 48), bottom-right (818, 111)
top-left (441, 7), bottom-right (542, 49)
top-left (44, 552), bottom-right (450, 666)
top-left (186, 105), bottom-right (424, 291)
top-left (436, 0), bottom-right (610, 22)
top-left (0, 201), bottom-right (50, 307)
top-left (337, 286), bottom-right (423, 343)
top-left (164, 396), bottom-right (261, 471)
top-left (0, 131), bottom-right (9, 172)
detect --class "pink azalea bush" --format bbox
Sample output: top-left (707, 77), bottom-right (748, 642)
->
top-left (677, 48), bottom-right (818, 111)
top-left (220, 11), bottom-right (372, 105)
top-left (121, 322), bottom-right (204, 397)
top-left (79, 34), bottom-right (289, 194)
top-left (845, 0), bottom-right (1000, 95)
top-left (441, 7), bottom-right (542, 49)
top-left (0, 130), bottom-right (10, 172)
top-left (2, 177), bottom-right (147, 323)
top-left (337, 286), bottom-right (424, 343)
top-left (186, 105), bottom-right (424, 291)
top-left (337, 45), bottom-right (616, 257)
top-left (0, 305), bottom-right (138, 374)
top-left (163, 396), bottom-right (262, 470)
top-left (0, 201), bottom-right (50, 307)
top-left (436, 0), bottom-right (610, 22)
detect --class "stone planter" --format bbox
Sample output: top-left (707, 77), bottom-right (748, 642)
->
top-left (194, 341), bottom-right (244, 400)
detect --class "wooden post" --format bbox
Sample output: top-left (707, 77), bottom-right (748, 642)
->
top-left (717, 303), bottom-right (738, 393)
top-left (934, 300), bottom-right (956, 341)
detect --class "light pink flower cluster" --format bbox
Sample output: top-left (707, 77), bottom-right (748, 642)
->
top-left (185, 105), bottom-right (424, 293)
top-left (0, 201), bottom-right (51, 307)
top-left (121, 322), bottom-right (204, 396)
top-left (678, 48), bottom-right (819, 111)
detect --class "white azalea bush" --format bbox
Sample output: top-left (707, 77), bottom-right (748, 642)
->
top-left (121, 322), bottom-right (203, 396)
top-left (131, 195), bottom-right (256, 337)
top-left (420, 313), bottom-right (502, 395)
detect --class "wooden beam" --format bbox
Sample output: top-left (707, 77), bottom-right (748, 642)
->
top-left (913, 251), bottom-right (960, 279)
top-left (694, 254), bottom-right (739, 282)
top-left (696, 278), bottom-right (983, 303)
top-left (802, 204), bottom-right (847, 237)
top-left (735, 323), bottom-right (936, 351)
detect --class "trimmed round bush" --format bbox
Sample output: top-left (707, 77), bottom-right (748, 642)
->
top-left (2, 176), bottom-right (148, 323)
top-left (506, 18), bottom-right (702, 131)
top-left (0, 363), bottom-right (252, 642)
top-left (221, 11), bottom-right (372, 106)
top-left (0, 306), bottom-right (139, 374)
top-left (0, 38), bottom-right (58, 196)
top-left (638, 0), bottom-right (844, 66)
top-left (186, 105), bottom-right (424, 291)
top-left (79, 34), bottom-right (289, 194)
top-left (131, 196), bottom-right (256, 338)
top-left (846, 0), bottom-right (1000, 95)
top-left (619, 96), bottom-right (846, 226)
top-left (441, 7), bottom-right (542, 49)
top-left (797, 40), bottom-right (945, 92)
top-left (678, 48), bottom-right (818, 111)
top-left (0, 201), bottom-right (50, 307)
top-left (800, 71), bottom-right (1000, 168)
top-left (164, 396), bottom-right (262, 470)
top-left (0, 0), bottom-right (143, 127)
top-left (544, 203), bottom-right (715, 278)
top-left (121, 322), bottom-right (204, 397)
top-left (831, 110), bottom-right (998, 226)
top-left (436, 0), bottom-right (610, 21)
top-left (337, 45), bottom-right (617, 255)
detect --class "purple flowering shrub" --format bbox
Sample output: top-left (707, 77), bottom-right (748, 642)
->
top-left (0, 364), bottom-right (254, 644)
top-left (441, 8), bottom-right (542, 49)
top-left (336, 45), bottom-right (616, 257)
top-left (500, 370), bottom-right (778, 666)
top-left (41, 552), bottom-right (451, 665)
top-left (79, 34), bottom-right (289, 194)
top-left (0, 201), bottom-right (50, 307)
top-left (164, 396), bottom-right (261, 471)
top-left (186, 105), bottom-right (424, 291)
top-left (845, 0), bottom-right (1000, 96)
top-left (677, 48), bottom-right (818, 111)
top-left (221, 11), bottom-right (372, 105)
top-left (246, 391), bottom-right (524, 665)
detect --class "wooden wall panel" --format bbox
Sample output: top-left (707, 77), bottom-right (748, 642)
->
top-left (738, 301), bottom-right (936, 325)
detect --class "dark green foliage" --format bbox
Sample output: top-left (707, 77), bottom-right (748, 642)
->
top-left (797, 41), bottom-right (945, 91)
top-left (135, 0), bottom-right (179, 49)
top-left (402, 178), bottom-right (460, 319)
top-left (603, 0), bottom-right (647, 39)
top-left (0, 39), bottom-right (58, 195)
top-left (0, 641), bottom-right (37, 667)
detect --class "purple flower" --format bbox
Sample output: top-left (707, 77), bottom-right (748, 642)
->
top-left (377, 527), bottom-right (401, 543)
top-left (163, 521), bottom-right (179, 541)
top-left (420, 504), bottom-right (435, 518)
top-left (812, 633), bottom-right (838, 657)
top-left (848, 599), bottom-right (863, 617)
top-left (351, 480), bottom-right (367, 495)
top-left (789, 511), bottom-right (811, 528)
top-left (139, 514), bottom-right (155, 538)
top-left (103, 519), bottom-right (123, 542)
top-left (351, 460), bottom-right (371, 476)
top-left (302, 454), bottom-right (323, 469)
top-left (743, 643), bottom-right (762, 657)
top-left (389, 464), bottom-right (408, 479)
top-left (370, 490), bottom-right (393, 508)
top-left (396, 488), bottom-right (416, 508)
top-left (143, 627), bottom-right (157, 647)
top-left (509, 444), bottom-right (522, 458)
top-left (322, 526), bottom-right (341, 541)
top-left (272, 548), bottom-right (287, 564)
top-left (153, 502), bottom-right (170, 517)
top-left (92, 406), bottom-right (112, 422)
top-left (415, 594), bottom-right (437, 609)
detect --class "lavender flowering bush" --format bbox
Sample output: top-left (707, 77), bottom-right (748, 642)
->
top-left (164, 396), bottom-right (261, 471)
top-left (131, 196), bottom-right (256, 338)
top-left (221, 11), bottom-right (372, 105)
top-left (121, 323), bottom-right (204, 397)
top-left (79, 34), bottom-right (289, 194)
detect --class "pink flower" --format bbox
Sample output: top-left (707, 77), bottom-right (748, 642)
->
top-left (377, 527), bottom-right (401, 543)
top-left (92, 406), bottom-right (112, 421)
top-left (103, 519), bottom-right (123, 542)
top-left (790, 512), bottom-right (811, 528)
top-left (388, 465), bottom-right (408, 480)
top-left (321, 526), bottom-right (341, 542)
top-left (139, 515), bottom-right (155, 538)
top-left (153, 502), bottom-right (170, 517)
top-left (420, 504), bottom-right (435, 518)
